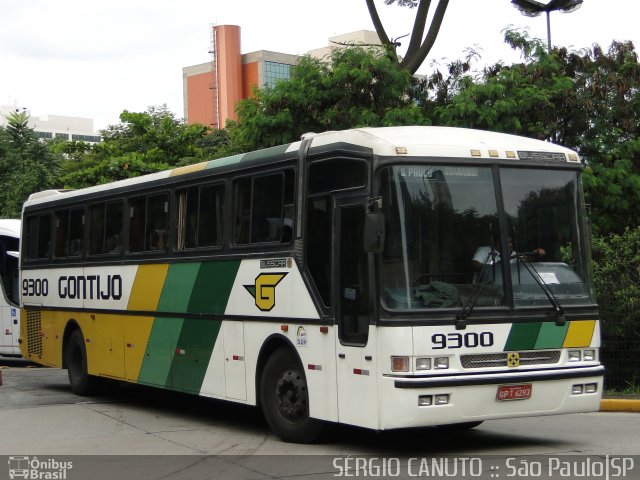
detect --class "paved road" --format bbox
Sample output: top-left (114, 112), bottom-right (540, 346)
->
top-left (1, 360), bottom-right (639, 479)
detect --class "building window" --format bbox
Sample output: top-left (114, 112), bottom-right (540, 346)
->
top-left (71, 134), bottom-right (101, 143)
top-left (264, 61), bottom-right (293, 89)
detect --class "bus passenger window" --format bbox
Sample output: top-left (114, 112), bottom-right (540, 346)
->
top-left (234, 178), bottom-right (251, 245)
top-left (54, 209), bottom-right (84, 257)
top-left (251, 174), bottom-right (283, 243)
top-left (178, 184), bottom-right (224, 250)
top-left (145, 194), bottom-right (168, 251)
top-left (26, 214), bottom-right (52, 260)
top-left (68, 209), bottom-right (84, 256)
top-left (128, 197), bottom-right (146, 253)
top-left (105, 202), bottom-right (123, 253)
top-left (233, 170), bottom-right (293, 246)
top-left (89, 202), bottom-right (123, 255)
top-left (54, 210), bottom-right (70, 257)
top-left (199, 184), bottom-right (224, 247)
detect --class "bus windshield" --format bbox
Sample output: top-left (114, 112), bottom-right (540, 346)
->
top-left (377, 165), bottom-right (593, 311)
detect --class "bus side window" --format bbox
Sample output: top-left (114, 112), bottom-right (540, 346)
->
top-left (177, 183), bottom-right (225, 250)
top-left (251, 174), bottom-right (283, 243)
top-left (128, 197), bottom-right (146, 253)
top-left (26, 214), bottom-right (52, 260)
top-left (146, 194), bottom-right (169, 251)
top-left (54, 210), bottom-right (69, 257)
top-left (233, 170), bottom-right (292, 246)
top-left (90, 202), bottom-right (123, 255)
top-left (234, 178), bottom-right (251, 245)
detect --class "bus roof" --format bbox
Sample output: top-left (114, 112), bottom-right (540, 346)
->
top-left (23, 126), bottom-right (580, 209)
top-left (308, 126), bottom-right (579, 160)
top-left (0, 219), bottom-right (20, 238)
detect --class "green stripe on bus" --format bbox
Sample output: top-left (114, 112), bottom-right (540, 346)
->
top-left (158, 263), bottom-right (201, 312)
top-left (137, 317), bottom-right (184, 388)
top-left (170, 318), bottom-right (222, 393)
top-left (534, 321), bottom-right (570, 349)
top-left (187, 260), bottom-right (241, 314)
top-left (504, 322), bottom-right (543, 351)
top-left (205, 154), bottom-right (245, 169)
top-left (137, 260), bottom-right (240, 388)
top-left (242, 144), bottom-right (292, 162)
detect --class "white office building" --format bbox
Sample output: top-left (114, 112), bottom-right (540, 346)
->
top-left (0, 106), bottom-right (101, 143)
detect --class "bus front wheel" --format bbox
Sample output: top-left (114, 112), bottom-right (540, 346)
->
top-left (260, 347), bottom-right (324, 443)
top-left (65, 329), bottom-right (97, 396)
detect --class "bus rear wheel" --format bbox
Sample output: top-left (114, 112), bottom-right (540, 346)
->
top-left (260, 347), bottom-right (324, 443)
top-left (65, 329), bottom-right (97, 396)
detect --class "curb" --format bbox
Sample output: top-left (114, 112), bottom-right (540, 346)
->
top-left (600, 399), bottom-right (640, 412)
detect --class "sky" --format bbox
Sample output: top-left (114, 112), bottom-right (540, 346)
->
top-left (1, 0), bottom-right (638, 132)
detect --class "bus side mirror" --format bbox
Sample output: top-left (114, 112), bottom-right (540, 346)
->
top-left (364, 212), bottom-right (385, 253)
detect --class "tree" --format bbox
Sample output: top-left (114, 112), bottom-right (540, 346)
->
top-left (234, 46), bottom-right (428, 150)
top-left (366, 0), bottom-right (450, 74)
top-left (0, 111), bottom-right (62, 217)
top-left (591, 228), bottom-right (640, 389)
top-left (61, 105), bottom-right (211, 188)
top-left (424, 29), bottom-right (640, 235)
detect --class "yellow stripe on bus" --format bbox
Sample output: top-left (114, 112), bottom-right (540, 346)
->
top-left (170, 163), bottom-right (207, 177)
top-left (128, 264), bottom-right (169, 311)
top-left (124, 315), bottom-right (155, 381)
top-left (562, 320), bottom-right (596, 348)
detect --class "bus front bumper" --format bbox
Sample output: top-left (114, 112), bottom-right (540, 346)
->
top-left (378, 365), bottom-right (605, 430)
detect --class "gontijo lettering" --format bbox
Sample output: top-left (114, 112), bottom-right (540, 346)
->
top-left (58, 274), bottom-right (122, 300)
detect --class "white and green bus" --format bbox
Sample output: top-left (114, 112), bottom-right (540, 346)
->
top-left (0, 219), bottom-right (20, 357)
top-left (20, 127), bottom-right (603, 442)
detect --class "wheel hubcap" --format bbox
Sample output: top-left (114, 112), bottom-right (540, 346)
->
top-left (275, 368), bottom-right (307, 422)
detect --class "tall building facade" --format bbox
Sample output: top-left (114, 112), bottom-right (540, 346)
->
top-left (182, 25), bottom-right (299, 128)
top-left (182, 27), bottom-right (380, 128)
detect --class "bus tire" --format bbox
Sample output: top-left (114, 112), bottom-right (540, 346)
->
top-left (65, 329), bottom-right (97, 396)
top-left (260, 347), bottom-right (324, 443)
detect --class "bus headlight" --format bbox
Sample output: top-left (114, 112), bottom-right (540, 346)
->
top-left (583, 349), bottom-right (596, 361)
top-left (435, 394), bottom-right (450, 405)
top-left (568, 350), bottom-right (582, 362)
top-left (434, 357), bottom-right (449, 369)
top-left (416, 357), bottom-right (432, 370)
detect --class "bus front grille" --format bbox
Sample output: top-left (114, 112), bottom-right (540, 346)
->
top-left (460, 350), bottom-right (561, 368)
top-left (25, 308), bottom-right (43, 356)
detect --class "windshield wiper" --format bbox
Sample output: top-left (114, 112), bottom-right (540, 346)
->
top-left (512, 253), bottom-right (567, 326)
top-left (456, 248), bottom-right (496, 330)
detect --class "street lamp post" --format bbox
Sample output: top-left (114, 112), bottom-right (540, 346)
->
top-left (511, 0), bottom-right (583, 52)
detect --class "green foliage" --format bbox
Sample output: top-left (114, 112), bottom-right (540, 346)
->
top-left (61, 105), bottom-right (211, 188)
top-left (0, 112), bottom-right (62, 217)
top-left (591, 229), bottom-right (640, 389)
top-left (425, 29), bottom-right (640, 236)
top-left (234, 47), bottom-right (428, 150)
top-left (591, 229), bottom-right (640, 338)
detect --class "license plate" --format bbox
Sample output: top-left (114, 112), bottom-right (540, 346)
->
top-left (496, 383), bottom-right (532, 401)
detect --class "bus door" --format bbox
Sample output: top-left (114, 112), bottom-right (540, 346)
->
top-left (334, 196), bottom-right (378, 429)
